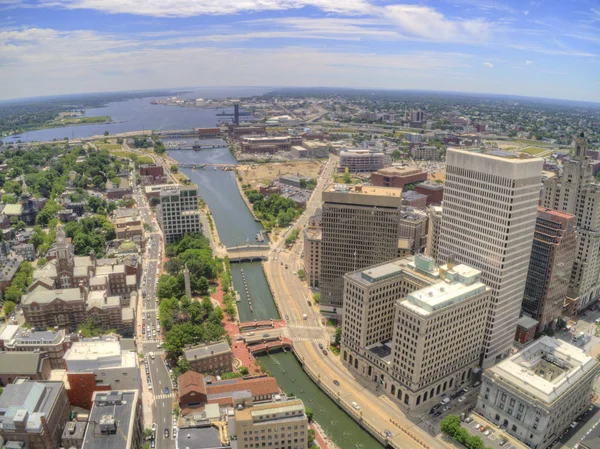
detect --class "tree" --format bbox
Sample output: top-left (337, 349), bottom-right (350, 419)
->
top-left (297, 269), bottom-right (306, 281)
top-left (305, 407), bottom-right (314, 422)
top-left (37, 257), bottom-right (48, 267)
top-left (299, 178), bottom-right (307, 189)
top-left (334, 327), bottom-right (342, 346)
top-left (342, 168), bottom-right (351, 184)
top-left (391, 149), bottom-right (402, 161)
top-left (307, 429), bottom-right (316, 446)
top-left (440, 415), bottom-right (461, 437)
top-left (239, 366), bottom-right (249, 376)
top-left (171, 165), bottom-right (178, 173)
top-left (3, 301), bottom-right (16, 316)
top-left (103, 131), bottom-right (109, 136)
top-left (197, 276), bottom-right (209, 295)
top-left (313, 292), bottom-right (320, 304)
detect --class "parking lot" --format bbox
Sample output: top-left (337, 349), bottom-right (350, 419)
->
top-left (464, 415), bottom-right (521, 449)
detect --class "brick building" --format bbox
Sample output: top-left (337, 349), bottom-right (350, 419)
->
top-left (183, 341), bottom-right (233, 375)
top-left (370, 167), bottom-right (427, 188)
top-left (139, 164), bottom-right (167, 185)
top-left (415, 181), bottom-right (444, 205)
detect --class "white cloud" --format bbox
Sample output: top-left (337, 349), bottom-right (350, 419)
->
top-left (19, 0), bottom-right (373, 17)
top-left (483, 61), bottom-right (494, 67)
top-left (383, 5), bottom-right (492, 42)
top-left (523, 10), bottom-right (529, 16)
top-left (525, 59), bottom-right (533, 64)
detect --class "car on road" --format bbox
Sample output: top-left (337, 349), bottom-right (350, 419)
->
top-left (570, 421), bottom-right (577, 429)
top-left (433, 411), bottom-right (442, 418)
top-left (262, 333), bottom-right (270, 338)
top-left (318, 343), bottom-right (323, 349)
top-left (333, 380), bottom-right (340, 386)
top-left (384, 430), bottom-right (392, 438)
top-left (285, 315), bottom-right (289, 320)
top-left (151, 439), bottom-right (155, 449)
top-left (458, 396), bottom-right (466, 403)
top-left (164, 429), bottom-right (169, 439)
top-left (165, 387), bottom-right (169, 394)
top-left (148, 384), bottom-right (152, 390)
top-left (442, 406), bottom-right (449, 412)
top-left (440, 398), bottom-right (450, 405)
top-left (322, 349), bottom-right (328, 356)
top-left (150, 354), bottom-right (155, 360)
top-left (351, 401), bottom-right (360, 410)
top-left (152, 423), bottom-right (156, 431)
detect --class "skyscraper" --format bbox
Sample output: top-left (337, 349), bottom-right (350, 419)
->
top-left (438, 149), bottom-right (543, 368)
top-left (156, 184), bottom-right (202, 243)
top-left (542, 134), bottom-right (600, 311)
top-left (319, 184), bottom-right (403, 315)
top-left (521, 207), bottom-right (577, 331)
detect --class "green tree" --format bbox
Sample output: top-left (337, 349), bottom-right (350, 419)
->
top-left (440, 415), bottom-right (461, 437)
top-left (334, 327), bottom-right (342, 346)
top-left (391, 149), bottom-right (402, 161)
top-left (307, 429), bottom-right (315, 446)
top-left (239, 366), bottom-right (249, 376)
top-left (305, 407), bottom-right (314, 422)
top-left (342, 169), bottom-right (351, 184)
top-left (103, 131), bottom-right (109, 136)
top-left (313, 292), bottom-right (320, 304)
top-left (297, 269), bottom-right (306, 281)
top-left (170, 165), bottom-right (178, 173)
top-left (3, 301), bottom-right (16, 316)
top-left (37, 257), bottom-right (48, 267)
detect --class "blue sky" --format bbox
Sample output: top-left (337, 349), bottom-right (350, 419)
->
top-left (0, 0), bottom-right (599, 101)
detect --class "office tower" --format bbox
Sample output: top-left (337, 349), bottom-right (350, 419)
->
top-left (410, 109), bottom-right (424, 123)
top-left (157, 184), bottom-right (202, 243)
top-left (542, 134), bottom-right (600, 311)
top-left (477, 337), bottom-right (599, 449)
top-left (341, 255), bottom-right (489, 415)
top-left (320, 185), bottom-right (403, 314)
top-left (303, 209), bottom-right (322, 288)
top-left (521, 207), bottom-right (577, 331)
top-left (425, 205), bottom-right (443, 261)
top-left (437, 149), bottom-right (543, 368)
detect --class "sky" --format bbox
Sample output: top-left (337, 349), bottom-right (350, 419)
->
top-left (0, 0), bottom-right (599, 102)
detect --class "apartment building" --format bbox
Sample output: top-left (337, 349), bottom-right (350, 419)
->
top-left (320, 185), bottom-right (404, 314)
top-left (342, 255), bottom-right (489, 415)
top-left (183, 340), bottom-right (233, 375)
top-left (437, 149), bottom-right (543, 368)
top-left (302, 210), bottom-right (322, 288)
top-left (411, 145), bottom-right (441, 161)
top-left (477, 337), bottom-right (600, 449)
top-left (415, 181), bottom-right (444, 206)
top-left (522, 207), bottom-right (578, 331)
top-left (0, 325), bottom-right (75, 369)
top-left (157, 184), bottom-right (202, 243)
top-left (339, 150), bottom-right (389, 173)
top-left (0, 380), bottom-right (70, 449)
top-left (235, 399), bottom-right (309, 449)
top-left (542, 134), bottom-right (600, 311)
top-left (82, 390), bottom-right (143, 449)
top-left (370, 167), bottom-right (427, 189)
top-left (63, 340), bottom-right (140, 409)
top-left (425, 206), bottom-right (443, 261)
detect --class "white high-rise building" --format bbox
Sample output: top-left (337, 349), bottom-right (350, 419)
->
top-left (542, 133), bottom-right (600, 311)
top-left (157, 184), bottom-right (202, 243)
top-left (438, 149), bottom-right (543, 368)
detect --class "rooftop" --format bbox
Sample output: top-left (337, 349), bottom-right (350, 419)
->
top-left (516, 315), bottom-right (539, 329)
top-left (235, 398), bottom-right (305, 423)
top-left (175, 425), bottom-right (224, 449)
top-left (349, 254), bottom-right (439, 286)
top-left (0, 352), bottom-right (47, 375)
top-left (82, 391), bottom-right (139, 449)
top-left (22, 288), bottom-right (83, 306)
top-left (64, 341), bottom-right (135, 371)
top-left (184, 341), bottom-right (231, 361)
top-left (485, 337), bottom-right (600, 405)
top-left (325, 184), bottom-right (402, 197)
top-left (0, 381), bottom-right (63, 433)
top-left (375, 167), bottom-right (426, 177)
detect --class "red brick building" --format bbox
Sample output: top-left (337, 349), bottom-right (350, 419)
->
top-left (370, 167), bottom-right (427, 189)
top-left (178, 371), bottom-right (280, 414)
top-left (66, 372), bottom-right (111, 409)
top-left (514, 316), bottom-right (538, 346)
top-left (415, 181), bottom-right (444, 206)
top-left (139, 164), bottom-right (167, 185)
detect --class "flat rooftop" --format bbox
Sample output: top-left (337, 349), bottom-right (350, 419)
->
top-left (184, 340), bottom-right (231, 360)
top-left (82, 391), bottom-right (138, 449)
top-left (325, 184), bottom-right (402, 197)
top-left (485, 337), bottom-right (600, 405)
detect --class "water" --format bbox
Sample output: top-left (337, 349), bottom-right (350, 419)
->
top-left (230, 262), bottom-right (280, 322)
top-left (3, 87), bottom-right (270, 143)
top-left (259, 352), bottom-right (384, 449)
top-left (168, 148), bottom-right (265, 247)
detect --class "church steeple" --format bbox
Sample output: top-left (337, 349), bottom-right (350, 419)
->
top-left (56, 224), bottom-right (73, 273)
top-left (21, 176), bottom-right (30, 199)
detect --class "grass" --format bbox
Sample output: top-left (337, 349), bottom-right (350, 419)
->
top-left (96, 143), bottom-right (122, 150)
top-left (47, 115), bottom-right (111, 126)
top-left (514, 139), bottom-right (552, 147)
top-left (111, 150), bottom-right (154, 165)
top-left (520, 147), bottom-right (547, 155)
top-left (329, 345), bottom-right (340, 356)
top-left (326, 318), bottom-right (338, 327)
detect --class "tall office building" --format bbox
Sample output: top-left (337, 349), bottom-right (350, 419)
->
top-left (157, 184), bottom-right (202, 243)
top-left (342, 255), bottom-right (490, 415)
top-left (438, 149), bottom-right (543, 368)
top-left (320, 185), bottom-right (403, 314)
top-left (425, 205), bottom-right (443, 261)
top-left (521, 207), bottom-right (577, 331)
top-left (542, 134), bottom-right (600, 311)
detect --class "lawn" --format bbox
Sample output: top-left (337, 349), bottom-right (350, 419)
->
top-left (111, 151), bottom-right (154, 165)
top-left (48, 115), bottom-right (111, 126)
top-left (514, 139), bottom-right (552, 147)
top-left (96, 143), bottom-right (122, 150)
top-left (520, 147), bottom-right (547, 155)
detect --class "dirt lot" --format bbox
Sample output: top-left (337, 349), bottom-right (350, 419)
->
top-left (237, 160), bottom-right (324, 188)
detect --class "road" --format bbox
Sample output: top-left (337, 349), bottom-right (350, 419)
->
top-left (263, 155), bottom-right (447, 449)
top-left (133, 184), bottom-right (175, 449)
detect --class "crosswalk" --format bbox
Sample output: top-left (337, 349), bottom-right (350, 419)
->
top-left (147, 350), bottom-right (165, 356)
top-left (287, 325), bottom-right (323, 331)
top-left (153, 393), bottom-right (175, 400)
top-left (143, 339), bottom-right (162, 344)
top-left (291, 337), bottom-right (329, 343)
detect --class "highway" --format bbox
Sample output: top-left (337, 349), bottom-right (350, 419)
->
top-left (264, 154), bottom-right (447, 449)
top-left (133, 184), bottom-right (176, 449)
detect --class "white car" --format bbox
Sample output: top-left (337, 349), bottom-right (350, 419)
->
top-left (351, 401), bottom-right (360, 410)
top-left (458, 396), bottom-right (466, 403)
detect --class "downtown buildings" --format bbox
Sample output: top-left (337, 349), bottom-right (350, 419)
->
top-left (156, 184), bottom-right (202, 243)
top-left (319, 185), bottom-right (404, 314)
top-left (341, 255), bottom-right (490, 415)
top-left (437, 149), bottom-right (543, 368)
top-left (521, 208), bottom-right (577, 331)
top-left (542, 134), bottom-right (600, 311)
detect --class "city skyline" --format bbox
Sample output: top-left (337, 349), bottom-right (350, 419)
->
top-left (1, 0), bottom-right (599, 101)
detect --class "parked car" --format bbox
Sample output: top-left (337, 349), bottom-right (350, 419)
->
top-left (458, 396), bottom-right (466, 403)
top-left (465, 417), bottom-right (473, 424)
top-left (164, 429), bottom-right (169, 439)
top-left (322, 350), bottom-right (328, 356)
top-left (333, 380), bottom-right (340, 386)
top-left (474, 424), bottom-right (481, 431)
top-left (499, 439), bottom-right (507, 446)
top-left (351, 401), bottom-right (360, 410)
top-left (165, 387), bottom-right (169, 394)
top-left (483, 430), bottom-right (492, 436)
top-left (318, 343), bottom-right (324, 349)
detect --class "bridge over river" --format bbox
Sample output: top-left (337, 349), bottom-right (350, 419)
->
top-left (226, 244), bottom-right (270, 262)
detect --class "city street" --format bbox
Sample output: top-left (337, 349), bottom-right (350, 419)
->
top-left (133, 186), bottom-right (175, 449)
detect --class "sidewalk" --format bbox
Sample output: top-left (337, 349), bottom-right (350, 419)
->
top-left (211, 280), bottom-right (261, 374)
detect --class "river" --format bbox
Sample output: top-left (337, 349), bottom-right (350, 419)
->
top-left (2, 87), bottom-right (269, 143)
top-left (168, 146), bottom-right (383, 449)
